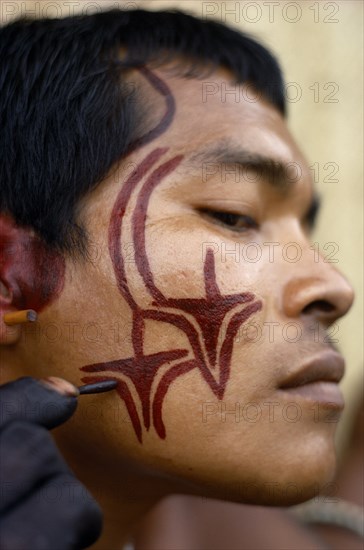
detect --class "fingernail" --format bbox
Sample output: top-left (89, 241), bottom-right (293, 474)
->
top-left (40, 376), bottom-right (80, 397)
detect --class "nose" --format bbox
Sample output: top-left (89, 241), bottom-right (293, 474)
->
top-left (282, 249), bottom-right (354, 327)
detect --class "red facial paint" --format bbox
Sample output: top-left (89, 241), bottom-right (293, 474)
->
top-left (127, 67), bottom-right (176, 154)
top-left (81, 70), bottom-right (262, 442)
top-left (0, 216), bottom-right (65, 311)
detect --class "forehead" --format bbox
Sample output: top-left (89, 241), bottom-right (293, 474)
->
top-left (126, 67), bottom-right (315, 209)
top-left (131, 66), bottom-right (314, 199)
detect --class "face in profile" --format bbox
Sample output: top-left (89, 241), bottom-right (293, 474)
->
top-left (9, 66), bottom-right (354, 506)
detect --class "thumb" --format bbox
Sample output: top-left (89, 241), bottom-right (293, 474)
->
top-left (0, 377), bottom-right (78, 431)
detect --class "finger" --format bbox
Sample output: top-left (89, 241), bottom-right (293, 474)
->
top-left (0, 473), bottom-right (103, 550)
top-left (0, 377), bottom-right (77, 431)
top-left (0, 421), bottom-right (71, 513)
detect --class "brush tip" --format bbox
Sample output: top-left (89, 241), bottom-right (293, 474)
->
top-left (78, 380), bottom-right (118, 395)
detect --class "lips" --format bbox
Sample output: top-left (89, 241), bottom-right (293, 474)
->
top-left (276, 351), bottom-right (345, 410)
top-left (279, 351), bottom-right (345, 390)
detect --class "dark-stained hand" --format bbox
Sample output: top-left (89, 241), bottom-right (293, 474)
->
top-left (0, 377), bottom-right (102, 550)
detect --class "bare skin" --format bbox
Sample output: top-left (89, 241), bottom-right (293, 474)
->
top-left (0, 66), bottom-right (354, 549)
top-left (134, 392), bottom-right (364, 550)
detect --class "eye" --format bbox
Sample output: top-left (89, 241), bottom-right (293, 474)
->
top-left (199, 209), bottom-right (258, 232)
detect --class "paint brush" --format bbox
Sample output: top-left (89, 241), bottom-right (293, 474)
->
top-left (78, 380), bottom-right (118, 395)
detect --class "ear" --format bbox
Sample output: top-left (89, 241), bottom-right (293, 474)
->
top-left (0, 215), bottom-right (24, 344)
top-left (0, 279), bottom-right (22, 345)
top-left (0, 214), bottom-right (66, 345)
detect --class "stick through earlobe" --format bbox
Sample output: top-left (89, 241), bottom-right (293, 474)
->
top-left (3, 309), bottom-right (38, 326)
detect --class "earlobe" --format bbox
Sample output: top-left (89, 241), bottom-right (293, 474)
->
top-left (0, 248), bottom-right (38, 345)
top-left (0, 261), bottom-right (21, 345)
top-left (0, 281), bottom-right (28, 345)
top-left (0, 280), bottom-right (11, 302)
top-left (0, 310), bottom-right (34, 345)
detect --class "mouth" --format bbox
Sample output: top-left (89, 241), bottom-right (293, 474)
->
top-left (277, 351), bottom-right (345, 409)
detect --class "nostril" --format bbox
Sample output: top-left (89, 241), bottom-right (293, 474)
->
top-left (302, 300), bottom-right (335, 315)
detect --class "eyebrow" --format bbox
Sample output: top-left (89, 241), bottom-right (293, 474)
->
top-left (187, 140), bottom-right (321, 230)
top-left (189, 141), bottom-right (299, 190)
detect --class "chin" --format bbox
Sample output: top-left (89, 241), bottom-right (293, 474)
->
top-left (217, 464), bottom-right (337, 508)
top-left (244, 442), bottom-right (339, 506)
top-left (184, 458), bottom-right (338, 509)
top-left (191, 431), bottom-right (339, 507)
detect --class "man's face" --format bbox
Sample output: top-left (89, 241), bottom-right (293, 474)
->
top-left (15, 67), bottom-right (354, 505)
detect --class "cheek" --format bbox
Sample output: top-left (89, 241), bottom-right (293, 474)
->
top-left (144, 222), bottom-right (261, 299)
top-left (146, 243), bottom-right (206, 299)
top-left (77, 144), bottom-right (266, 447)
top-left (143, 197), bottom-right (272, 300)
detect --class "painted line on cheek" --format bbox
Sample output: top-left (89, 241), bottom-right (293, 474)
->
top-left (80, 374), bottom-right (143, 443)
top-left (108, 147), bottom-right (168, 311)
top-left (81, 349), bottom-right (189, 434)
top-left (218, 300), bottom-right (263, 395)
top-left (82, 69), bottom-right (264, 444)
top-left (152, 359), bottom-right (196, 439)
top-left (132, 154), bottom-right (184, 303)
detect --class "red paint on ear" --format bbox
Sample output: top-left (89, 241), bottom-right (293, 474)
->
top-left (0, 216), bottom-right (65, 311)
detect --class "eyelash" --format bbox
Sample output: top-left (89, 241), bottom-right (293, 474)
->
top-left (199, 209), bottom-right (258, 233)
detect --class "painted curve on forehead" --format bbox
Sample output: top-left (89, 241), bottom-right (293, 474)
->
top-left (81, 69), bottom-right (263, 442)
top-left (0, 67), bottom-right (173, 314)
top-left (127, 67), bottom-right (176, 155)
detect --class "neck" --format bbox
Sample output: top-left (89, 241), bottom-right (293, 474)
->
top-left (73, 461), bottom-right (171, 550)
top-left (53, 427), bottom-right (177, 550)
top-left (89, 493), bottom-right (159, 550)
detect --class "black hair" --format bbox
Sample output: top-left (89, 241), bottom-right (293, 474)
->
top-left (0, 9), bottom-right (286, 254)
